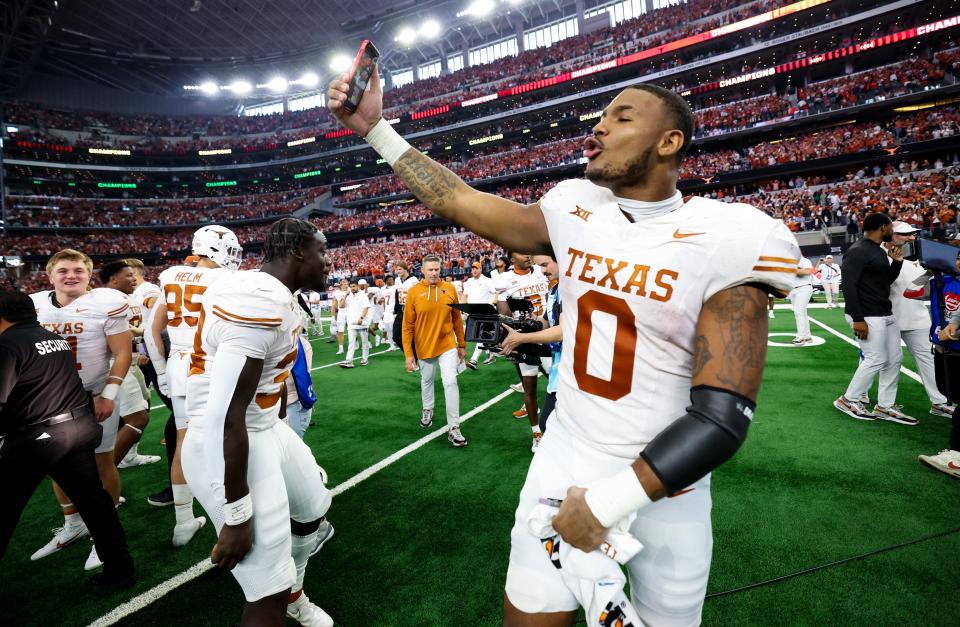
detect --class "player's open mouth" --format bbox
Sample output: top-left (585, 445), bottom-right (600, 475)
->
top-left (583, 137), bottom-right (603, 160)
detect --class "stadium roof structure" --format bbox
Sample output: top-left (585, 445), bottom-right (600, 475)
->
top-left (0, 0), bottom-right (585, 98)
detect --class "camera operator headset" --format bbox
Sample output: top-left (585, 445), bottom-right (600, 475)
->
top-left (500, 254), bottom-right (562, 433)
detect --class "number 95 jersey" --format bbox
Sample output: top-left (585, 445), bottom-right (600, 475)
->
top-left (540, 179), bottom-right (800, 459)
top-left (186, 271), bottom-right (301, 432)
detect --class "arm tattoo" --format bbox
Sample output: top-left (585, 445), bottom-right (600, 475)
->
top-left (692, 335), bottom-right (712, 378)
top-left (394, 149), bottom-right (459, 212)
top-left (700, 285), bottom-right (769, 397)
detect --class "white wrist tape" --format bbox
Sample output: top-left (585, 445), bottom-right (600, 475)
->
top-left (584, 466), bottom-right (652, 529)
top-left (152, 357), bottom-right (167, 376)
top-left (100, 383), bottom-right (120, 401)
top-left (223, 493), bottom-right (253, 526)
top-left (364, 118), bottom-right (411, 166)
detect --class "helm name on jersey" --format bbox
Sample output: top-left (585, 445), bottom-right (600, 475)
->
top-left (565, 247), bottom-right (678, 302)
top-left (40, 321), bottom-right (85, 335)
top-left (174, 271), bottom-right (207, 283)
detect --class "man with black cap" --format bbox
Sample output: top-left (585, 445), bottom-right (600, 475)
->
top-left (0, 291), bottom-right (135, 587)
top-left (834, 212), bottom-right (912, 423)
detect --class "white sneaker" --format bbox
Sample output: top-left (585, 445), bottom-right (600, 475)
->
top-left (172, 517), bottom-right (206, 547)
top-left (448, 427), bottom-right (468, 447)
top-left (918, 449), bottom-right (960, 479)
top-left (873, 404), bottom-right (918, 425)
top-left (768, 310), bottom-right (775, 319)
top-left (309, 520), bottom-right (335, 557)
top-left (420, 408), bottom-right (434, 428)
top-left (482, 354), bottom-right (497, 365)
top-left (335, 349), bottom-right (343, 355)
top-left (117, 453), bottom-right (161, 469)
top-left (859, 392), bottom-right (871, 405)
top-left (833, 396), bottom-right (875, 421)
top-left (531, 431), bottom-right (542, 453)
top-left (287, 591), bottom-right (334, 627)
top-left (930, 403), bottom-right (957, 418)
top-left (30, 523), bottom-right (89, 560)
top-left (510, 383), bottom-right (524, 393)
top-left (84, 544), bottom-right (103, 571)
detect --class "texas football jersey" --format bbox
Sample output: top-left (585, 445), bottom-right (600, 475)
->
top-left (186, 271), bottom-right (301, 432)
top-left (396, 276), bottom-right (419, 306)
top-left (129, 281), bottom-right (162, 331)
top-left (495, 265), bottom-right (550, 316)
top-left (30, 288), bottom-right (130, 394)
top-left (464, 274), bottom-right (497, 304)
top-left (540, 179), bottom-right (800, 458)
top-left (158, 265), bottom-right (231, 351)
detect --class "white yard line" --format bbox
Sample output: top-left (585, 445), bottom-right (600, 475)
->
top-left (90, 387), bottom-right (515, 626)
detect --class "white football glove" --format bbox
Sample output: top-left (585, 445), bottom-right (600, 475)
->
top-left (156, 371), bottom-right (170, 397)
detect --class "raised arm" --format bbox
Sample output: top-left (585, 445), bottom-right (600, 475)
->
top-left (328, 67), bottom-right (551, 255)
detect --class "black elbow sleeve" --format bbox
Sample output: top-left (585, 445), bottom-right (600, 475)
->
top-left (639, 385), bottom-right (755, 495)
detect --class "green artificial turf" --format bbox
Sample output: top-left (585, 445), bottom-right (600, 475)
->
top-left (2, 307), bottom-right (958, 626)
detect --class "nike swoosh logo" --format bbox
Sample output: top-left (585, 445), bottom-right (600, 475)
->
top-left (673, 229), bottom-right (705, 239)
top-left (948, 461), bottom-right (960, 470)
top-left (75, 308), bottom-right (87, 312)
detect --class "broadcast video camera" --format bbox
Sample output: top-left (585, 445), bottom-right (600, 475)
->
top-left (450, 298), bottom-right (552, 366)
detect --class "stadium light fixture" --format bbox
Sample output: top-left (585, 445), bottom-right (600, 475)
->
top-left (228, 80), bottom-right (252, 95)
top-left (199, 81), bottom-right (219, 96)
top-left (265, 76), bottom-right (288, 92)
top-left (458, 0), bottom-right (495, 18)
top-left (396, 26), bottom-right (417, 45)
top-left (420, 19), bottom-right (442, 40)
top-left (298, 72), bottom-right (320, 87)
top-left (329, 55), bottom-right (352, 73)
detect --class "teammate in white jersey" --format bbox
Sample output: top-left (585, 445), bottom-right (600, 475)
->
top-left (462, 261), bottom-right (498, 369)
top-left (330, 75), bottom-right (800, 625)
top-left (367, 279), bottom-right (385, 347)
top-left (151, 225), bottom-right (241, 547)
top-left (181, 218), bottom-right (333, 627)
top-left (29, 249), bottom-right (133, 569)
top-left (381, 275), bottom-right (399, 350)
top-left (307, 290), bottom-right (324, 336)
top-left (496, 252), bottom-right (551, 449)
top-left (99, 261), bottom-right (159, 470)
top-left (332, 278), bottom-right (349, 354)
top-left (789, 256), bottom-right (815, 344)
top-left (392, 262), bottom-right (419, 351)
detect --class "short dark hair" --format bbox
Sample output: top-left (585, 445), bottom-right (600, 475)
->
top-left (422, 254), bottom-right (441, 265)
top-left (99, 260), bottom-right (130, 285)
top-left (862, 212), bottom-right (892, 233)
top-left (0, 290), bottom-right (38, 323)
top-left (628, 84), bottom-right (695, 164)
top-left (264, 218), bottom-right (323, 262)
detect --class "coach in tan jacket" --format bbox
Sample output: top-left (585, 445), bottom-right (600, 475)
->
top-left (402, 254), bottom-right (468, 447)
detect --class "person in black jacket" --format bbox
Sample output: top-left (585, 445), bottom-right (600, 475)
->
top-left (834, 212), bottom-right (915, 425)
top-left (0, 291), bottom-right (135, 588)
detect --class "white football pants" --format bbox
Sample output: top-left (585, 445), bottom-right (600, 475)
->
top-left (419, 348), bottom-right (461, 428)
top-left (844, 315), bottom-right (901, 407)
top-left (346, 326), bottom-right (370, 362)
top-left (791, 284), bottom-right (813, 339)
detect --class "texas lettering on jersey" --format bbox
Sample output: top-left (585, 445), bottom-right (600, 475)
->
top-left (564, 248), bottom-right (678, 302)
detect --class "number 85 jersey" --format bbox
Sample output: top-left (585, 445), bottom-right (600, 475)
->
top-left (186, 271), bottom-right (301, 432)
top-left (158, 264), bottom-right (232, 352)
top-left (540, 180), bottom-right (800, 459)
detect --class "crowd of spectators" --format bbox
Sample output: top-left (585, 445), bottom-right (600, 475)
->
top-left (5, 187), bottom-right (326, 228)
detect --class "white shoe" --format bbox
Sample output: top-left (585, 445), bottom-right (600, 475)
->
top-left (482, 354), bottom-right (497, 365)
top-left (287, 591), bottom-right (334, 627)
top-left (30, 523), bottom-right (89, 560)
top-left (84, 544), bottom-right (103, 571)
top-left (335, 349), bottom-right (343, 355)
top-left (172, 517), bottom-right (206, 547)
top-left (117, 453), bottom-right (161, 469)
top-left (448, 427), bottom-right (468, 447)
top-left (833, 396), bottom-right (875, 421)
top-left (420, 408), bottom-right (434, 428)
top-left (768, 311), bottom-right (775, 318)
top-left (918, 449), bottom-right (960, 479)
top-left (930, 403), bottom-right (957, 418)
top-left (859, 392), bottom-right (871, 405)
top-left (309, 520), bottom-right (335, 557)
top-left (531, 431), bottom-right (542, 453)
top-left (873, 404), bottom-right (918, 425)
top-left (510, 383), bottom-right (524, 393)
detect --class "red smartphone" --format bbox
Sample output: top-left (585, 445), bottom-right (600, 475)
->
top-left (342, 40), bottom-right (380, 114)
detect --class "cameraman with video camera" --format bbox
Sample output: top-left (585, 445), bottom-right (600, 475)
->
top-left (500, 255), bottom-right (562, 436)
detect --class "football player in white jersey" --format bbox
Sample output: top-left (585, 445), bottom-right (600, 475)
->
top-left (367, 279), bottom-right (385, 347)
top-left (496, 251), bottom-right (552, 449)
top-left (391, 261), bottom-right (419, 349)
top-left (181, 218), bottom-right (333, 627)
top-left (332, 278), bottom-right (349, 355)
top-left (381, 275), bottom-right (399, 350)
top-left (151, 225), bottom-right (242, 547)
top-left (331, 75), bottom-right (799, 625)
top-left (29, 249), bottom-right (133, 570)
top-left (462, 261), bottom-right (498, 369)
top-left (307, 290), bottom-right (324, 336)
top-left (99, 261), bottom-right (159, 470)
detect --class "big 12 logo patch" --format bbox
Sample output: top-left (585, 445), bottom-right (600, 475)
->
top-left (945, 292), bottom-right (960, 312)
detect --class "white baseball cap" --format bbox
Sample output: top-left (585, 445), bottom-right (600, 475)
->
top-left (892, 221), bottom-right (920, 234)
top-left (358, 279), bottom-right (368, 285)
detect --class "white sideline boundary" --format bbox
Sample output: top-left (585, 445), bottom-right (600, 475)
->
top-left (89, 387), bottom-right (515, 626)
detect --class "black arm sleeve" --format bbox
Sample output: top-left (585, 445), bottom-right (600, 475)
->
top-left (639, 386), bottom-right (755, 495)
top-left (841, 249), bottom-right (867, 322)
top-left (888, 259), bottom-right (903, 283)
